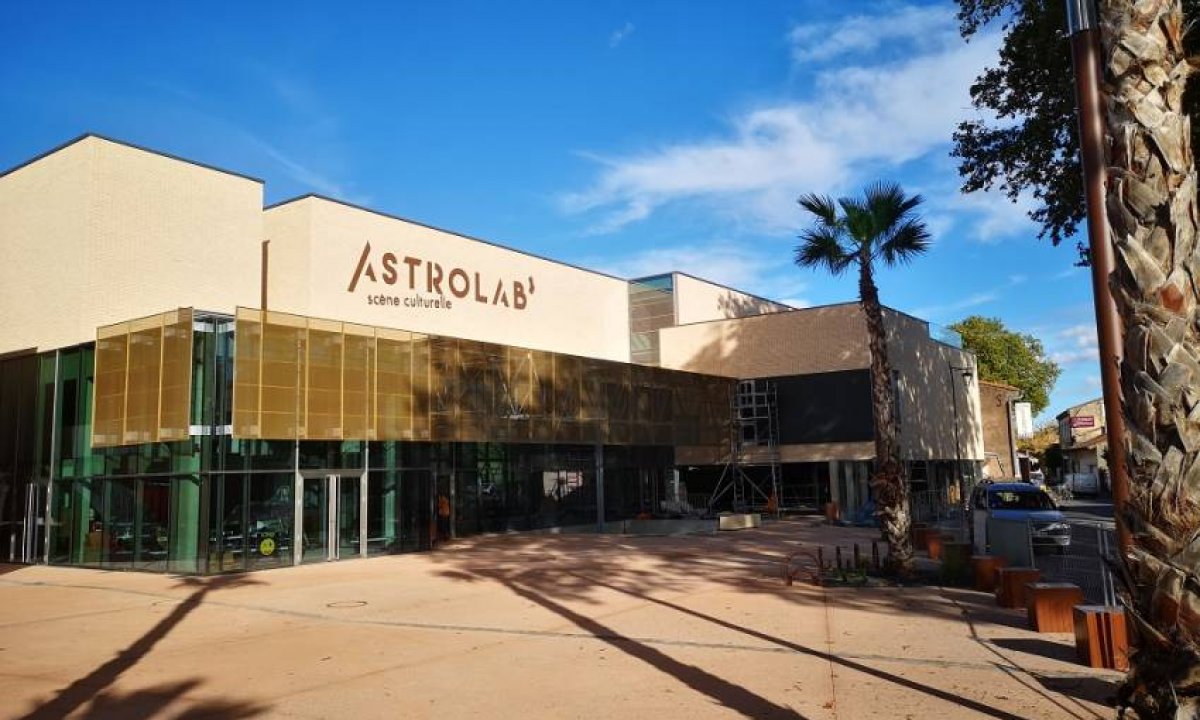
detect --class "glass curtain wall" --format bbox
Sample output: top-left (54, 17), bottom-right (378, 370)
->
top-left (39, 306), bottom-right (725, 575)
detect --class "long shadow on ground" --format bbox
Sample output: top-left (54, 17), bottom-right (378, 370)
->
top-left (17, 574), bottom-right (270, 720)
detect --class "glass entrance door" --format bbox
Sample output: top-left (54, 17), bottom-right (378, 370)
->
top-left (301, 475), bottom-right (362, 563)
top-left (337, 476), bottom-right (360, 559)
top-left (301, 477), bottom-right (328, 563)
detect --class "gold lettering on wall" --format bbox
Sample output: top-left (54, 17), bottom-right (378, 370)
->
top-left (347, 241), bottom-right (537, 312)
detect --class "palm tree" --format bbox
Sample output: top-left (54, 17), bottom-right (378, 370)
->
top-left (795, 182), bottom-right (931, 576)
top-left (1099, 0), bottom-right (1200, 715)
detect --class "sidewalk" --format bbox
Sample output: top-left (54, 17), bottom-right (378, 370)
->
top-left (0, 518), bottom-right (1119, 719)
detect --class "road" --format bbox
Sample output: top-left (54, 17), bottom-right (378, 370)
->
top-left (1059, 497), bottom-right (1115, 528)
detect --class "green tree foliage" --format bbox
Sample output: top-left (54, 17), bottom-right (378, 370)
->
top-left (951, 0), bottom-right (1200, 256)
top-left (949, 315), bottom-right (1060, 414)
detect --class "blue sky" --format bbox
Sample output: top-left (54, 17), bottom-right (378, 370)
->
top-left (0, 1), bottom-right (1100, 423)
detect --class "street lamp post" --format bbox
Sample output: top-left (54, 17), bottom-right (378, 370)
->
top-left (1064, 0), bottom-right (1129, 554)
top-left (948, 363), bottom-right (974, 535)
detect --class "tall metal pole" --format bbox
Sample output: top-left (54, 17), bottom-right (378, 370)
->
top-left (1065, 0), bottom-right (1130, 553)
top-left (948, 363), bottom-right (969, 535)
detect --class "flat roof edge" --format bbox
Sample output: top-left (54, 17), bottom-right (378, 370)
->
top-left (0, 133), bottom-right (265, 184)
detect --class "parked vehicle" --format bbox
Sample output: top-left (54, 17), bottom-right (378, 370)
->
top-left (969, 482), bottom-right (1071, 554)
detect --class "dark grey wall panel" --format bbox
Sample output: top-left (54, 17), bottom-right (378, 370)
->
top-left (775, 370), bottom-right (874, 444)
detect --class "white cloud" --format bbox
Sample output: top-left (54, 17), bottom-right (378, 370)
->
top-left (923, 187), bottom-right (1038, 244)
top-left (908, 273), bottom-right (1028, 320)
top-left (583, 240), bottom-right (809, 306)
top-left (609, 22), bottom-right (636, 48)
top-left (590, 241), bottom-right (771, 288)
top-left (787, 5), bottom-right (957, 64)
top-left (1048, 323), bottom-right (1099, 365)
top-left (242, 133), bottom-right (349, 198)
top-left (1051, 349), bottom-right (1099, 364)
top-left (562, 5), bottom-right (1003, 234)
top-left (910, 291), bottom-right (999, 320)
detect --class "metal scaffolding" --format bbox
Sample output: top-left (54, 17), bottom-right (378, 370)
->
top-left (707, 379), bottom-right (781, 515)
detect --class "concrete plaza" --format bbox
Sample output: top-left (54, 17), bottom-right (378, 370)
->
top-left (0, 519), bottom-right (1119, 719)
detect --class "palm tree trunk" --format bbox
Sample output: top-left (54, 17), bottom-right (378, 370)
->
top-left (1100, 0), bottom-right (1200, 715)
top-left (859, 256), bottom-right (914, 575)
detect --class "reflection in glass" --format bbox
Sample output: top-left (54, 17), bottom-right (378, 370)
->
top-left (137, 478), bottom-right (171, 571)
top-left (244, 475), bottom-right (293, 570)
top-left (302, 477), bottom-right (327, 564)
top-left (339, 476), bottom-right (360, 559)
top-left (367, 472), bottom-right (399, 556)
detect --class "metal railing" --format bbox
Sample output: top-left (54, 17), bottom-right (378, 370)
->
top-left (984, 516), bottom-right (1117, 605)
top-left (1034, 520), bottom-right (1118, 606)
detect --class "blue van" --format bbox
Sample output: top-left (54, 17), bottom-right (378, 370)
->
top-left (970, 482), bottom-right (1071, 553)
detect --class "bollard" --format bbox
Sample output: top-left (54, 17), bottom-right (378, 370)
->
top-left (872, 541), bottom-right (880, 570)
top-left (818, 547), bottom-right (825, 570)
top-left (836, 546), bottom-right (843, 570)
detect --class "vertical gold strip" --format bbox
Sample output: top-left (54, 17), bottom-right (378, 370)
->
top-left (121, 324), bottom-right (131, 444)
top-left (155, 315), bottom-right (166, 442)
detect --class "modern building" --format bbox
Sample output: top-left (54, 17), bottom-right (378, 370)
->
top-left (0, 135), bottom-right (984, 573)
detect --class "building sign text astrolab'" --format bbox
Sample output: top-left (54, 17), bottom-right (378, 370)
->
top-left (347, 241), bottom-right (535, 312)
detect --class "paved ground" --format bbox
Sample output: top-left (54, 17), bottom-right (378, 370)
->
top-left (0, 518), bottom-right (1120, 719)
top-left (1060, 499), bottom-right (1116, 529)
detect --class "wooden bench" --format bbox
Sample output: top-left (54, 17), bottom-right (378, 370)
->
top-left (995, 567), bottom-right (1041, 608)
top-left (971, 555), bottom-right (1008, 592)
top-left (1026, 583), bottom-right (1084, 632)
top-left (1074, 605), bottom-right (1129, 670)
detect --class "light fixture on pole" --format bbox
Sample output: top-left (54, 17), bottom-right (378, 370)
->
top-left (948, 362), bottom-right (974, 534)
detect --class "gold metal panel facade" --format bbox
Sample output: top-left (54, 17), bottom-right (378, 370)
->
top-left (231, 308), bottom-right (732, 446)
top-left (92, 308), bottom-right (194, 448)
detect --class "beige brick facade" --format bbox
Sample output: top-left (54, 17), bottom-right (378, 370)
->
top-left (659, 304), bottom-right (984, 463)
top-left (264, 196), bottom-right (633, 362)
top-left (0, 136), bottom-right (263, 354)
top-left (672, 272), bottom-right (791, 325)
top-left (659, 303), bottom-right (870, 378)
top-left (978, 380), bottom-right (1021, 478)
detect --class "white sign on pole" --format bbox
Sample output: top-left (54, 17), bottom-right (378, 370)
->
top-left (1014, 402), bottom-right (1034, 438)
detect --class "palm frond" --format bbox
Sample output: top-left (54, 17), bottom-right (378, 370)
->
top-left (864, 181), bottom-right (925, 234)
top-left (878, 218), bottom-right (932, 266)
top-left (838, 197), bottom-right (875, 252)
top-left (797, 193), bottom-right (839, 227)
top-left (795, 227), bottom-right (855, 275)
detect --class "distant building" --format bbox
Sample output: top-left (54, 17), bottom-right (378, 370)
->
top-left (978, 380), bottom-right (1022, 480)
top-left (1056, 398), bottom-right (1108, 482)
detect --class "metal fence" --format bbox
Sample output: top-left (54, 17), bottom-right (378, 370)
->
top-left (910, 490), bottom-right (958, 527)
top-left (985, 516), bottom-right (1117, 605)
top-left (1034, 520), bottom-right (1118, 606)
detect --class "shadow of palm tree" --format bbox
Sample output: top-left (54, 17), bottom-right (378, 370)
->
top-left (77, 679), bottom-right (269, 719)
top-left (475, 566), bottom-right (806, 719)
top-left (430, 531), bottom-right (1074, 720)
top-left (18, 573), bottom-right (269, 720)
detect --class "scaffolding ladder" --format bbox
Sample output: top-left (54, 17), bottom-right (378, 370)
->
top-left (707, 379), bottom-right (782, 516)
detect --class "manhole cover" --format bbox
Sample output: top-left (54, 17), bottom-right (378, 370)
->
top-left (326, 601), bottom-right (367, 609)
